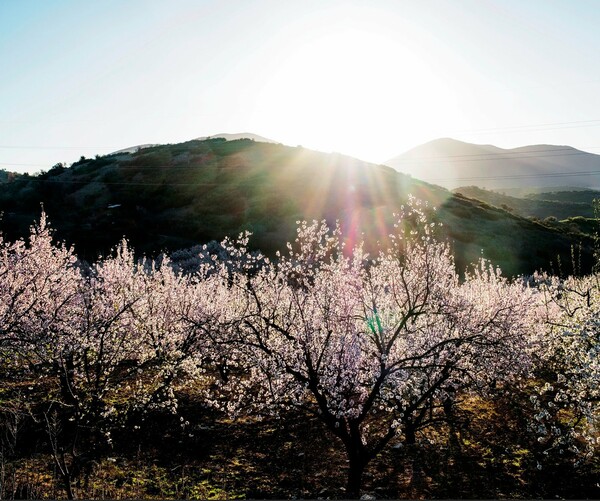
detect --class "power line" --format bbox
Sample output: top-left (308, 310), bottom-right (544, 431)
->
top-left (2, 171), bottom-right (600, 188)
top-left (0, 162), bottom-right (50, 167)
top-left (426, 170), bottom-right (600, 183)
top-left (456, 119), bottom-right (600, 135)
top-left (393, 147), bottom-right (600, 163)
top-left (0, 143), bottom-right (598, 186)
top-left (0, 145), bottom-right (120, 150)
top-left (401, 151), bottom-right (600, 164)
top-left (4, 150), bottom-right (595, 169)
top-left (4, 145), bottom-right (600, 171)
top-left (478, 119), bottom-right (600, 131)
top-left (19, 177), bottom-right (237, 187)
top-left (2, 118), bottom-right (600, 152)
top-left (10, 165), bottom-right (600, 187)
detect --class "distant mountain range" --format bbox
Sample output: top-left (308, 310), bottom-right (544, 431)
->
top-left (0, 137), bottom-right (593, 276)
top-left (386, 138), bottom-right (600, 190)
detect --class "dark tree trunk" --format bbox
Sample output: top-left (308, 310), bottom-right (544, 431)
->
top-left (346, 452), bottom-right (366, 499)
top-left (60, 471), bottom-right (76, 500)
top-left (344, 433), bottom-right (370, 499)
top-left (404, 424), bottom-right (416, 445)
top-left (400, 421), bottom-right (423, 496)
top-left (443, 396), bottom-right (461, 452)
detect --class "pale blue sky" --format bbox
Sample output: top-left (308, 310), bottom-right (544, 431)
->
top-left (2, 0), bottom-right (600, 173)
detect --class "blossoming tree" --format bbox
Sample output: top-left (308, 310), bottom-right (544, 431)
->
top-left (213, 199), bottom-right (543, 497)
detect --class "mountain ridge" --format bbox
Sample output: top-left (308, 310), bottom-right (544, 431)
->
top-left (386, 138), bottom-right (600, 190)
top-left (195, 132), bottom-right (278, 143)
top-left (0, 137), bottom-right (592, 276)
top-left (111, 132), bottom-right (278, 155)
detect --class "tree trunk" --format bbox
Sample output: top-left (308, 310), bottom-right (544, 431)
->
top-left (343, 431), bottom-right (370, 499)
top-left (404, 424), bottom-right (416, 445)
top-left (401, 422), bottom-right (422, 496)
top-left (60, 472), bottom-right (76, 500)
top-left (346, 452), bottom-right (366, 499)
top-left (443, 396), bottom-right (461, 452)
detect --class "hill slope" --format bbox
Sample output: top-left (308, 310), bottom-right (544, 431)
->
top-left (112, 132), bottom-right (278, 155)
top-left (0, 138), bottom-right (592, 276)
top-left (195, 132), bottom-right (278, 143)
top-left (452, 186), bottom-right (595, 220)
top-left (386, 138), bottom-right (600, 190)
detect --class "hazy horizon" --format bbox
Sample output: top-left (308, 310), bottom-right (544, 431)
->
top-left (2, 0), bottom-right (600, 174)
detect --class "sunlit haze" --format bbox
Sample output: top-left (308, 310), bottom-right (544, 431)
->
top-left (2, 0), bottom-right (600, 173)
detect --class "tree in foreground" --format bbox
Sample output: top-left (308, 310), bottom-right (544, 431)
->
top-left (0, 219), bottom-right (221, 499)
top-left (212, 198), bottom-right (545, 497)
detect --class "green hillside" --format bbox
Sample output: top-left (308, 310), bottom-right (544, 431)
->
top-left (525, 189), bottom-right (600, 205)
top-left (453, 185), bottom-right (595, 220)
top-left (0, 138), bottom-right (593, 276)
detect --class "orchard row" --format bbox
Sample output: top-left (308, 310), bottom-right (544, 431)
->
top-left (1, 199), bottom-right (599, 498)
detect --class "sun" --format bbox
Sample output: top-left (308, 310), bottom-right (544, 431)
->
top-left (252, 22), bottom-right (457, 162)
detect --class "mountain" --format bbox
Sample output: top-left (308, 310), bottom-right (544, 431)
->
top-left (386, 138), bottom-right (600, 190)
top-left (112, 132), bottom-right (277, 155)
top-left (195, 132), bottom-right (278, 143)
top-left (0, 138), bottom-right (593, 276)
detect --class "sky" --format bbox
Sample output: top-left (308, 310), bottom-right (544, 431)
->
top-left (2, 0), bottom-right (600, 174)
